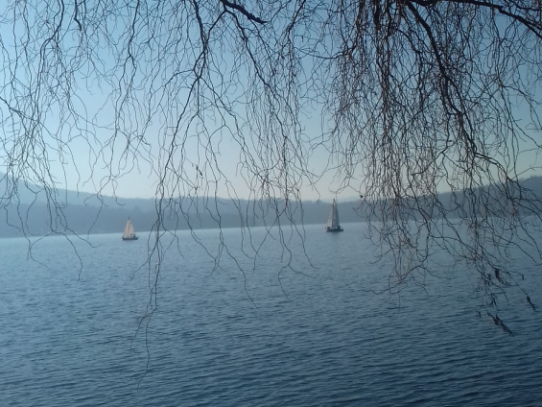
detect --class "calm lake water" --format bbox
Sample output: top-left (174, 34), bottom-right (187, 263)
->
top-left (1, 223), bottom-right (541, 406)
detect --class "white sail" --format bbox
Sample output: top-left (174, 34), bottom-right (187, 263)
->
top-left (333, 201), bottom-right (340, 227)
top-left (123, 218), bottom-right (136, 239)
top-left (326, 201), bottom-right (335, 228)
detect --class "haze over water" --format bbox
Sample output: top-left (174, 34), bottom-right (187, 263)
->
top-left (1, 223), bottom-right (541, 406)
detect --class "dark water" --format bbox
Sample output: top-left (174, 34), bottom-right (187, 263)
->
top-left (1, 223), bottom-right (541, 406)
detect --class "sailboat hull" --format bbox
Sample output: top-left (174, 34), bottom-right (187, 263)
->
top-left (122, 236), bottom-right (139, 241)
top-left (325, 226), bottom-right (343, 232)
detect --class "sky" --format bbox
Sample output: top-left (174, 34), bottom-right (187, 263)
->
top-left (0, 0), bottom-right (358, 202)
top-left (0, 2), bottom-right (541, 203)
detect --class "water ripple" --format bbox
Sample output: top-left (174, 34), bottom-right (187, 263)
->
top-left (1, 226), bottom-right (541, 406)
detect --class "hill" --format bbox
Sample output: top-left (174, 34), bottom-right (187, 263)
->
top-left (0, 173), bottom-right (541, 238)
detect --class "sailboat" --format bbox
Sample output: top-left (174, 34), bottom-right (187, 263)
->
top-left (325, 199), bottom-right (343, 232)
top-left (122, 218), bottom-right (139, 241)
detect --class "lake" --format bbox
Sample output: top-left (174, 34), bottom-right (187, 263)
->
top-left (1, 223), bottom-right (541, 406)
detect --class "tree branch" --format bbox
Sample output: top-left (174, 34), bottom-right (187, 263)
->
top-left (218, 0), bottom-right (267, 24)
top-left (409, 0), bottom-right (542, 39)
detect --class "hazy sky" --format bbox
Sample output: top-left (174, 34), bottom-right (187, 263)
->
top-left (1, 2), bottom-right (541, 203)
top-left (0, 2), bottom-right (352, 202)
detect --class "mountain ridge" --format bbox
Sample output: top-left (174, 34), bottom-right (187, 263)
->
top-left (0, 173), bottom-right (540, 238)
